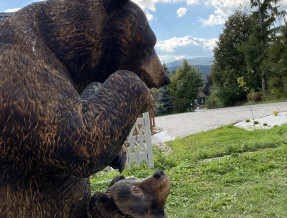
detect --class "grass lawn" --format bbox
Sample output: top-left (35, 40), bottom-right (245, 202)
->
top-left (90, 124), bottom-right (287, 217)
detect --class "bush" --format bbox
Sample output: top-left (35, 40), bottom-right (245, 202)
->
top-left (254, 121), bottom-right (259, 125)
top-left (206, 90), bottom-right (222, 109)
top-left (247, 91), bottom-right (263, 102)
top-left (216, 85), bottom-right (246, 107)
top-left (268, 77), bottom-right (287, 99)
top-left (246, 119), bottom-right (250, 123)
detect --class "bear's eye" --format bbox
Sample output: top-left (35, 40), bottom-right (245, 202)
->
top-left (145, 47), bottom-right (153, 55)
top-left (131, 186), bottom-right (141, 194)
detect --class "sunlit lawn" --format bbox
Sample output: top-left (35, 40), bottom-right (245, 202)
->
top-left (91, 124), bottom-right (287, 217)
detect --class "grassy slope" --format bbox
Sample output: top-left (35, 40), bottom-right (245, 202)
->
top-left (90, 124), bottom-right (287, 217)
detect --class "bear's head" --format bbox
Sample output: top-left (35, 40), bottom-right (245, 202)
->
top-left (103, 0), bottom-right (170, 89)
top-left (40, 0), bottom-right (170, 92)
top-left (90, 170), bottom-right (171, 217)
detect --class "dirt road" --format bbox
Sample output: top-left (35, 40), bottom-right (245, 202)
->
top-left (152, 102), bottom-right (287, 143)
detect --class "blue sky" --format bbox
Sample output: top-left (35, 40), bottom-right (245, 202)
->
top-left (1, 0), bottom-right (287, 63)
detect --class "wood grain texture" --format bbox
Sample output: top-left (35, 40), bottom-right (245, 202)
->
top-left (0, 0), bottom-right (168, 216)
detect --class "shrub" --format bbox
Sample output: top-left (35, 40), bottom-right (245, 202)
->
top-left (216, 85), bottom-right (246, 107)
top-left (263, 123), bottom-right (268, 126)
top-left (206, 89), bottom-right (222, 109)
top-left (247, 91), bottom-right (263, 102)
top-left (246, 119), bottom-right (250, 123)
top-left (254, 121), bottom-right (259, 125)
top-left (268, 77), bottom-right (287, 99)
top-left (273, 111), bottom-right (279, 116)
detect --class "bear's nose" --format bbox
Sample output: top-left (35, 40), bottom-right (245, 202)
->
top-left (162, 75), bottom-right (170, 86)
top-left (153, 170), bottom-right (165, 179)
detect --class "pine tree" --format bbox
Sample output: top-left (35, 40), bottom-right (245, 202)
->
top-left (169, 60), bottom-right (203, 112)
top-left (155, 86), bottom-right (173, 115)
top-left (242, 0), bottom-right (285, 95)
top-left (211, 10), bottom-right (253, 106)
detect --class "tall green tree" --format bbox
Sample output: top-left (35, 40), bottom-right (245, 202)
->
top-left (212, 10), bottom-right (252, 87)
top-left (169, 60), bottom-right (203, 113)
top-left (241, 0), bottom-right (285, 95)
top-left (155, 86), bottom-right (173, 115)
top-left (265, 22), bottom-right (287, 97)
top-left (211, 10), bottom-right (253, 106)
top-left (155, 64), bottom-right (173, 115)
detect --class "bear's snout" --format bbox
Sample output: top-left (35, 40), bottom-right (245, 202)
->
top-left (162, 74), bottom-right (170, 86)
top-left (153, 170), bottom-right (166, 179)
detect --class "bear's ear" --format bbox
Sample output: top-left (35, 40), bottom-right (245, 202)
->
top-left (108, 175), bottom-right (125, 188)
top-left (103, 0), bottom-right (129, 14)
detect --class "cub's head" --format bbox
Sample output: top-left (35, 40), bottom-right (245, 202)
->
top-left (90, 170), bottom-right (171, 218)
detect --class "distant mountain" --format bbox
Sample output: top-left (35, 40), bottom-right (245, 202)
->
top-left (166, 57), bottom-right (214, 68)
top-left (165, 57), bottom-right (214, 80)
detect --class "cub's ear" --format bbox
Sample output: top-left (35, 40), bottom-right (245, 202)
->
top-left (109, 175), bottom-right (125, 188)
top-left (103, 0), bottom-right (129, 14)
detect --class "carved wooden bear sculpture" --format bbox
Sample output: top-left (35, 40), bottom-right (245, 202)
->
top-left (90, 170), bottom-right (171, 218)
top-left (0, 0), bottom-right (169, 217)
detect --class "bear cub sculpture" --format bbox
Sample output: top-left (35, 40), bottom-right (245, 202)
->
top-left (0, 0), bottom-right (170, 217)
top-left (90, 170), bottom-right (171, 218)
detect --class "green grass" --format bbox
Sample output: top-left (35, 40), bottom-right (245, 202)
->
top-left (90, 124), bottom-right (287, 217)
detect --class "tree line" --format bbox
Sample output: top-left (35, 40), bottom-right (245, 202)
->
top-left (155, 0), bottom-right (287, 115)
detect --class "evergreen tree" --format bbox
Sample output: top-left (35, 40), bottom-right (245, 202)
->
top-left (154, 64), bottom-right (173, 115)
top-left (155, 86), bottom-right (173, 115)
top-left (211, 10), bottom-right (253, 106)
top-left (266, 22), bottom-right (287, 97)
top-left (169, 60), bottom-right (203, 113)
top-left (202, 74), bottom-right (213, 96)
top-left (241, 0), bottom-right (285, 95)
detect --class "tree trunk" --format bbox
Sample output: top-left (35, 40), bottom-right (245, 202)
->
top-left (257, 0), bottom-right (267, 96)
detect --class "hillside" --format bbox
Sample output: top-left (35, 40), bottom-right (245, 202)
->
top-left (167, 65), bottom-right (211, 79)
top-left (165, 57), bottom-right (213, 79)
top-left (166, 57), bottom-right (213, 68)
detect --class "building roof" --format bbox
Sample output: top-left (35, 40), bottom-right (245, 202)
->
top-left (198, 91), bottom-right (207, 98)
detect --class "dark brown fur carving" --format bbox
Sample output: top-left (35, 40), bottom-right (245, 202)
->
top-left (0, 0), bottom-right (169, 217)
top-left (90, 171), bottom-right (171, 218)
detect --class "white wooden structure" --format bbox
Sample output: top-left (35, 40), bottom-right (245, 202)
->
top-left (126, 112), bottom-right (154, 169)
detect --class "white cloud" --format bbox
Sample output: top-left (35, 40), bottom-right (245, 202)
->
top-left (201, 0), bottom-right (250, 26)
top-left (185, 0), bottom-right (199, 5)
top-left (156, 36), bottom-right (200, 52)
top-left (5, 8), bottom-right (21, 12)
top-left (177, 7), bottom-right (188, 17)
top-left (159, 55), bottom-right (186, 63)
top-left (156, 36), bottom-right (217, 62)
top-left (201, 14), bottom-right (225, 26)
top-left (133, 0), bottom-right (200, 11)
top-left (146, 12), bottom-right (154, 21)
top-left (156, 36), bottom-right (217, 53)
top-left (197, 38), bottom-right (218, 50)
top-left (133, 0), bottom-right (251, 26)
top-left (133, 0), bottom-right (200, 19)
top-left (133, 0), bottom-right (157, 12)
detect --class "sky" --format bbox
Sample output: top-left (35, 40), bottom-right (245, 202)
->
top-left (1, 0), bottom-right (287, 63)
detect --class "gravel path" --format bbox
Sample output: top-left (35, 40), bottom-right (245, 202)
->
top-left (152, 102), bottom-right (287, 144)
